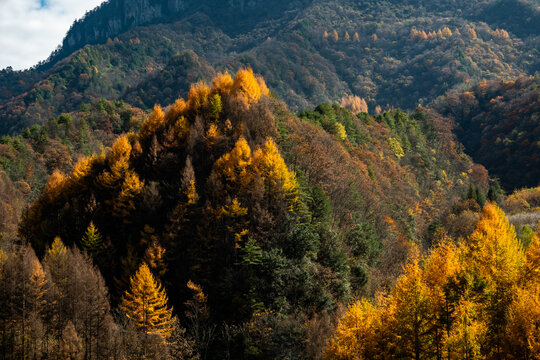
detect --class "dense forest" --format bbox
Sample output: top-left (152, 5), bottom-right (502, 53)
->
top-left (1, 0), bottom-right (540, 358)
top-left (1, 69), bottom-right (507, 359)
top-left (434, 76), bottom-right (540, 190)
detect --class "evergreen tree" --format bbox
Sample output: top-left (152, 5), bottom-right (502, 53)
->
top-left (80, 221), bottom-right (103, 257)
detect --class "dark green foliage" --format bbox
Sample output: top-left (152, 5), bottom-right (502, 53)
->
top-left (80, 222), bottom-right (104, 257)
top-left (347, 223), bottom-right (381, 265)
top-left (435, 77), bottom-right (540, 190)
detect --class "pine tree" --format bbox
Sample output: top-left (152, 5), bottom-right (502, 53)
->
top-left (208, 93), bottom-right (222, 122)
top-left (120, 263), bottom-right (173, 339)
top-left (80, 222), bottom-right (103, 257)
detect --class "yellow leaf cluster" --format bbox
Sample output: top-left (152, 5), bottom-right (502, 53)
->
top-left (220, 198), bottom-right (248, 218)
top-left (140, 105), bottom-right (165, 139)
top-left (44, 170), bottom-right (67, 200)
top-left (187, 81), bottom-right (211, 113)
top-left (466, 203), bottom-right (524, 286)
top-left (324, 300), bottom-right (379, 359)
top-left (214, 137), bottom-right (253, 185)
top-left (120, 263), bottom-right (173, 339)
top-left (206, 123), bottom-right (220, 140)
top-left (232, 68), bottom-right (266, 105)
top-left (165, 98), bottom-right (187, 124)
top-left (252, 138), bottom-right (298, 199)
top-left (213, 72), bottom-right (234, 94)
top-left (99, 135), bottom-right (133, 188)
top-left (71, 154), bottom-right (102, 183)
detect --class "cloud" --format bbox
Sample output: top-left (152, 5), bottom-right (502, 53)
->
top-left (0, 0), bottom-right (105, 70)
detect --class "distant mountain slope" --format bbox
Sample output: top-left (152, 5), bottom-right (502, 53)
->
top-left (0, 0), bottom-right (538, 134)
top-left (434, 76), bottom-right (540, 190)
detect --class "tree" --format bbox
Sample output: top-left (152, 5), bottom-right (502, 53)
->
top-left (61, 321), bottom-right (84, 360)
top-left (465, 204), bottom-right (524, 358)
top-left (80, 221), bottom-right (103, 257)
top-left (332, 30), bottom-right (339, 42)
top-left (140, 105), bottom-right (165, 139)
top-left (120, 263), bottom-right (173, 340)
top-left (387, 255), bottom-right (435, 359)
top-left (444, 299), bottom-right (486, 360)
top-left (340, 95), bottom-right (368, 114)
top-left (232, 68), bottom-right (265, 105)
top-left (324, 300), bottom-right (380, 359)
top-left (208, 93), bottom-right (222, 122)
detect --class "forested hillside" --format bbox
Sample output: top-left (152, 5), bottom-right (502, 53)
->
top-left (1, 70), bottom-right (490, 359)
top-left (1, 0), bottom-right (540, 358)
top-left (0, 0), bottom-right (539, 134)
top-left (434, 76), bottom-right (540, 190)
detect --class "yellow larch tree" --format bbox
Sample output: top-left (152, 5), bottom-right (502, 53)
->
top-left (213, 72), bottom-right (234, 95)
top-left (423, 238), bottom-right (462, 358)
top-left (43, 170), bottom-right (67, 201)
top-left (505, 285), bottom-right (540, 359)
top-left (232, 68), bottom-right (263, 105)
top-left (113, 170), bottom-right (144, 218)
top-left (187, 81), bottom-right (211, 114)
top-left (324, 300), bottom-right (380, 360)
top-left (214, 137), bottom-right (253, 187)
top-left (442, 27), bottom-right (453, 37)
top-left (466, 203), bottom-right (524, 287)
top-left (98, 134), bottom-right (132, 188)
top-left (465, 203), bottom-right (524, 358)
top-left (252, 138), bottom-right (298, 205)
top-left (332, 30), bottom-right (339, 42)
top-left (165, 98), bottom-right (187, 124)
top-left (140, 105), bottom-right (166, 140)
top-left (525, 234), bottom-right (540, 283)
top-left (120, 263), bottom-right (173, 339)
top-left (387, 254), bottom-right (435, 359)
top-left (444, 299), bottom-right (486, 360)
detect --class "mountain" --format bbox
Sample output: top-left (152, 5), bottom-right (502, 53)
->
top-left (0, 0), bottom-right (538, 135)
top-left (434, 75), bottom-right (540, 190)
top-left (9, 70), bottom-right (482, 357)
top-left (1, 0), bottom-right (538, 357)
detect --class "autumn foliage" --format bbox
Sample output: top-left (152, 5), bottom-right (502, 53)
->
top-left (325, 203), bottom-right (538, 359)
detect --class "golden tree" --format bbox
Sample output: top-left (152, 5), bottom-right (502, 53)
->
top-left (324, 300), bottom-right (380, 359)
top-left (214, 137), bottom-right (253, 187)
top-left (213, 72), bottom-right (234, 94)
top-left (444, 299), bottom-right (486, 360)
top-left (252, 138), bottom-right (298, 205)
top-left (140, 105), bottom-right (165, 139)
top-left (465, 203), bottom-right (524, 358)
top-left (120, 263), bottom-right (173, 339)
top-left (232, 68), bottom-right (265, 105)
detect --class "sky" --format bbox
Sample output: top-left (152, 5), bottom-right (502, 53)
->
top-left (0, 0), bottom-right (105, 70)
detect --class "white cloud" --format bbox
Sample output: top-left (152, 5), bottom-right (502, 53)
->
top-left (0, 0), bottom-right (105, 70)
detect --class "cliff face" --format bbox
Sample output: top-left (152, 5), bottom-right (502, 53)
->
top-left (53, 0), bottom-right (307, 68)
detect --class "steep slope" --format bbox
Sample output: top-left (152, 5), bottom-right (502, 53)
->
top-left (434, 76), bottom-right (540, 190)
top-left (15, 71), bottom-right (481, 359)
top-left (0, 0), bottom-right (538, 134)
